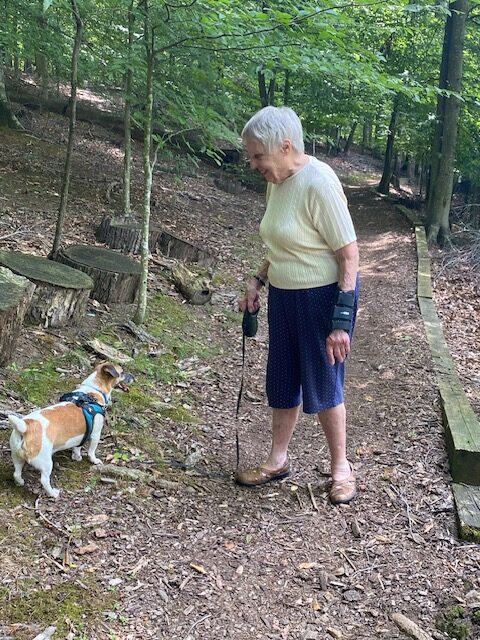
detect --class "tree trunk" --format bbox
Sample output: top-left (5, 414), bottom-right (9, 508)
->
top-left (55, 244), bottom-right (141, 304)
top-left (35, 52), bottom-right (49, 103)
top-left (0, 49), bottom-right (24, 130)
top-left (0, 267), bottom-right (36, 366)
top-left (134, 4), bottom-right (155, 325)
top-left (122, 0), bottom-right (135, 220)
top-left (258, 71), bottom-right (269, 108)
top-left (361, 118), bottom-right (371, 153)
top-left (344, 121), bottom-right (357, 155)
top-left (426, 0), bottom-right (468, 245)
top-left (377, 95), bottom-right (400, 194)
top-left (283, 69), bottom-right (290, 105)
top-left (50, 0), bottom-right (83, 257)
top-left (391, 152), bottom-right (402, 189)
top-left (0, 249), bottom-right (93, 328)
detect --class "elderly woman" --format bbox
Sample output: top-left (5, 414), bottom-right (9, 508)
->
top-left (236, 106), bottom-right (359, 505)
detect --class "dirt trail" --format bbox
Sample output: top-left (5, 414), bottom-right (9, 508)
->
top-left (0, 111), bottom-right (479, 640)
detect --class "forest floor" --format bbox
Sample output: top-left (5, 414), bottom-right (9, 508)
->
top-left (0, 100), bottom-right (479, 640)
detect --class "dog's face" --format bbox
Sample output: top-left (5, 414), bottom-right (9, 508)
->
top-left (92, 362), bottom-right (134, 396)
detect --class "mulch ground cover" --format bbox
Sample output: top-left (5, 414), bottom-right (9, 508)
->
top-left (0, 103), bottom-right (479, 640)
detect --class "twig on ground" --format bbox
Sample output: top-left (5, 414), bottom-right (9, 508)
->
top-left (307, 482), bottom-right (318, 511)
top-left (32, 626), bottom-right (57, 640)
top-left (183, 614), bottom-right (211, 639)
top-left (391, 612), bottom-right (434, 640)
top-left (337, 548), bottom-right (357, 572)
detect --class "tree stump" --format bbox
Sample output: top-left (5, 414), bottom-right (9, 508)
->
top-left (171, 263), bottom-right (212, 305)
top-left (0, 266), bottom-right (36, 366)
top-left (0, 250), bottom-right (93, 328)
top-left (95, 215), bottom-right (162, 254)
top-left (157, 230), bottom-right (215, 267)
top-left (55, 244), bottom-right (141, 304)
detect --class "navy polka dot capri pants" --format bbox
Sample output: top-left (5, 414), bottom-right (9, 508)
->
top-left (266, 277), bottom-right (359, 414)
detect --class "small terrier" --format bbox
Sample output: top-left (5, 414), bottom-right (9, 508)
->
top-left (8, 362), bottom-right (133, 499)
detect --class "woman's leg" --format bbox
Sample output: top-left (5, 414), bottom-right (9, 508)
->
top-left (264, 405), bottom-right (300, 469)
top-left (317, 403), bottom-right (351, 481)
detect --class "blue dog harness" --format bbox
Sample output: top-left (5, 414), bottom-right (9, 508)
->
top-left (58, 391), bottom-right (108, 446)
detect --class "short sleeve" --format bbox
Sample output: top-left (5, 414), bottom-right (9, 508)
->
top-left (308, 178), bottom-right (357, 251)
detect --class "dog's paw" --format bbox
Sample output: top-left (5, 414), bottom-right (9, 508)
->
top-left (13, 475), bottom-right (25, 486)
top-left (72, 449), bottom-right (82, 461)
top-left (48, 488), bottom-right (60, 499)
top-left (89, 457), bottom-right (102, 465)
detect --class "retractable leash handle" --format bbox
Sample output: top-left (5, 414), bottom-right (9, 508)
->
top-left (242, 308), bottom-right (259, 338)
top-left (235, 308), bottom-right (260, 471)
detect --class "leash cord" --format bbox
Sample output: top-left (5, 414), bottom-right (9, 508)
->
top-left (235, 332), bottom-right (246, 470)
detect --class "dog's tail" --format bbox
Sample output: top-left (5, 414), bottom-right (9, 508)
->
top-left (8, 414), bottom-right (27, 434)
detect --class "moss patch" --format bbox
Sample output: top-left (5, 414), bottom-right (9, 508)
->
top-left (10, 359), bottom-right (62, 406)
top-left (436, 605), bottom-right (475, 640)
top-left (0, 461), bottom-right (32, 508)
top-left (0, 579), bottom-right (115, 638)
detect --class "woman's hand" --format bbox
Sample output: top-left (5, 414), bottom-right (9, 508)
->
top-left (239, 278), bottom-right (261, 313)
top-left (326, 329), bottom-right (351, 365)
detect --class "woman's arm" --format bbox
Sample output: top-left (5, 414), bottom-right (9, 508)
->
top-left (326, 241), bottom-right (359, 365)
top-left (335, 241), bottom-right (359, 291)
top-left (239, 259), bottom-right (270, 313)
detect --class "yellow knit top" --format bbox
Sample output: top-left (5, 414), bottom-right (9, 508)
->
top-left (259, 156), bottom-right (356, 289)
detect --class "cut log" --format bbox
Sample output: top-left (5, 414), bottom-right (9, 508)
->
top-left (0, 250), bottom-right (93, 328)
top-left (157, 230), bottom-right (215, 267)
top-left (55, 245), bottom-right (141, 304)
top-left (171, 263), bottom-right (212, 305)
top-left (0, 266), bottom-right (36, 366)
top-left (95, 215), bottom-right (162, 254)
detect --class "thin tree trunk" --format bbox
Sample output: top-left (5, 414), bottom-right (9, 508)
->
top-left (344, 121), bottom-right (357, 155)
top-left (0, 49), bottom-right (24, 129)
top-left (51, 0), bottom-right (83, 257)
top-left (258, 71), bottom-right (268, 107)
top-left (377, 95), bottom-right (400, 194)
top-left (134, 6), bottom-right (154, 325)
top-left (426, 0), bottom-right (468, 245)
top-left (426, 5), bottom-right (451, 208)
top-left (267, 75), bottom-right (275, 106)
top-left (283, 69), bottom-right (290, 105)
top-left (122, 0), bottom-right (135, 220)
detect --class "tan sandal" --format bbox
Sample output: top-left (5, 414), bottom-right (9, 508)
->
top-left (235, 461), bottom-right (290, 487)
top-left (329, 465), bottom-right (356, 505)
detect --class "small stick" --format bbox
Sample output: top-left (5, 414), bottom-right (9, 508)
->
top-left (391, 612), bottom-right (434, 640)
top-left (337, 548), bottom-right (357, 572)
top-left (184, 614), bottom-right (211, 640)
top-left (32, 627), bottom-right (57, 640)
top-left (307, 483), bottom-right (318, 511)
top-left (33, 498), bottom-right (70, 538)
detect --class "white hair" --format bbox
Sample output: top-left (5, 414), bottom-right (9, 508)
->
top-left (241, 106), bottom-right (305, 153)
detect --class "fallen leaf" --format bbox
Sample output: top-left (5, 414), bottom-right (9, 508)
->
top-left (190, 563), bottom-right (208, 575)
top-left (76, 542), bottom-right (99, 555)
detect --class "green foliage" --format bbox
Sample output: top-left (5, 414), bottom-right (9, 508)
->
top-left (1, 0), bottom-right (480, 215)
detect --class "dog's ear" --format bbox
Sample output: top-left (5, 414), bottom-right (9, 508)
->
top-left (102, 363), bottom-right (120, 378)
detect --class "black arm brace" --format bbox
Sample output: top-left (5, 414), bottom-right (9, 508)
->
top-left (331, 288), bottom-right (355, 332)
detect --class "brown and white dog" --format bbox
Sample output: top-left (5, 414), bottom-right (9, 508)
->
top-left (8, 362), bottom-right (133, 499)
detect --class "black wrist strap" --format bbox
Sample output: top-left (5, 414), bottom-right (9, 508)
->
top-left (254, 274), bottom-right (266, 287)
top-left (331, 288), bottom-right (355, 332)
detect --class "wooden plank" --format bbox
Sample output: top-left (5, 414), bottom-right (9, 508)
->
top-left (417, 297), bottom-right (480, 485)
top-left (415, 226), bottom-right (433, 299)
top-left (395, 204), bottom-right (424, 227)
top-left (452, 483), bottom-right (480, 542)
